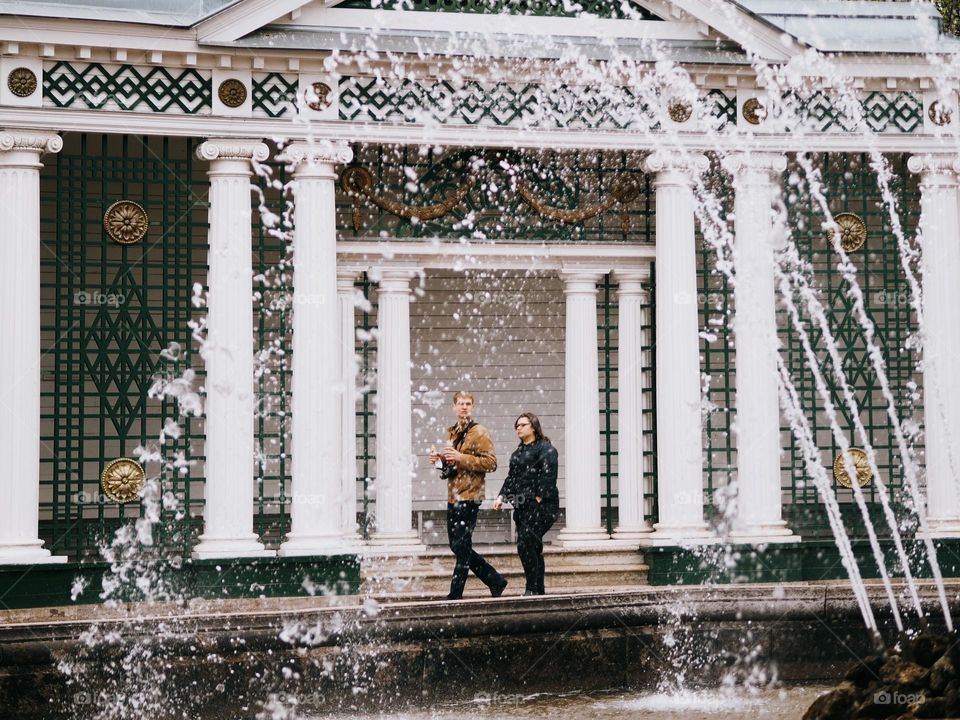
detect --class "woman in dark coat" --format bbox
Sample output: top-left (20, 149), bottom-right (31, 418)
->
top-left (493, 413), bottom-right (559, 596)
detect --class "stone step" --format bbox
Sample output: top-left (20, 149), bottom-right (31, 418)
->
top-left (368, 584), bottom-right (654, 603)
top-left (360, 545), bottom-right (648, 595)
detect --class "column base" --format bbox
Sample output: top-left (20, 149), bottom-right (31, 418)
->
top-left (728, 522), bottom-right (796, 545)
top-left (0, 542), bottom-right (68, 565)
top-left (367, 531), bottom-right (426, 554)
top-left (556, 527), bottom-right (612, 548)
top-left (637, 523), bottom-right (718, 547)
top-left (611, 526), bottom-right (654, 545)
top-left (917, 519), bottom-right (960, 539)
top-left (278, 534), bottom-right (361, 557)
top-left (191, 535), bottom-right (275, 560)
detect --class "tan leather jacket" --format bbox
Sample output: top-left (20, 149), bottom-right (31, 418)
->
top-left (447, 422), bottom-right (497, 503)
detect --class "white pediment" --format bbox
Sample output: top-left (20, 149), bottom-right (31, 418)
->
top-left (195, 0), bottom-right (800, 61)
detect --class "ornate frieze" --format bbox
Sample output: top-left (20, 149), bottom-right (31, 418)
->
top-left (16, 57), bottom-right (934, 136)
top-left (43, 61), bottom-right (211, 113)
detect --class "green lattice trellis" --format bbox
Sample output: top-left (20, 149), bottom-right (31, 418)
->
top-left (356, 274), bottom-right (377, 537)
top-left (708, 89), bottom-right (738, 130)
top-left (777, 90), bottom-right (923, 134)
top-left (696, 154), bottom-right (921, 538)
top-left (598, 274), bottom-right (657, 533)
top-left (43, 62), bottom-right (211, 114)
top-left (338, 76), bottom-right (660, 130)
top-left (339, 145), bottom-right (654, 244)
top-left (783, 153), bottom-right (922, 539)
top-left (600, 275), bottom-right (618, 533)
top-left (252, 73), bottom-right (298, 118)
top-left (698, 161), bottom-right (736, 520)
top-left (252, 161), bottom-right (294, 546)
top-left (336, 0), bottom-right (660, 19)
top-left (39, 134), bottom-right (209, 559)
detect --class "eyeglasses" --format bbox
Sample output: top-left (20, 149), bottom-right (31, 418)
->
top-left (515, 422), bottom-right (531, 428)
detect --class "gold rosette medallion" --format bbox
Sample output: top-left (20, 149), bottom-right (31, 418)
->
top-left (101, 458), bottom-right (146, 503)
top-left (833, 448), bottom-right (872, 489)
top-left (104, 200), bottom-right (149, 245)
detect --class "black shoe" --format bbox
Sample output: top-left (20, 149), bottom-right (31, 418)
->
top-left (489, 577), bottom-right (508, 598)
top-left (523, 590), bottom-right (538, 596)
top-left (446, 593), bottom-right (462, 601)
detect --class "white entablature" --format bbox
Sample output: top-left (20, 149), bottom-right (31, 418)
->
top-left (0, 0), bottom-right (958, 154)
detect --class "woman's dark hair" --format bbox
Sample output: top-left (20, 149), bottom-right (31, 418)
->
top-left (515, 412), bottom-right (549, 443)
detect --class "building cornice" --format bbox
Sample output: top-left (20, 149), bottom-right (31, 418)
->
top-left (336, 241), bottom-right (654, 273)
top-left (3, 106), bottom-right (960, 155)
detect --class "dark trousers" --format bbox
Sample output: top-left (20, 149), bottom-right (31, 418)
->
top-left (447, 501), bottom-right (503, 598)
top-left (514, 502), bottom-right (557, 594)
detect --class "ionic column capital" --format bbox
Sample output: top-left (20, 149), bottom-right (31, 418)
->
top-left (0, 129), bottom-right (62, 157)
top-left (196, 138), bottom-right (269, 165)
top-left (721, 152), bottom-right (787, 182)
top-left (642, 151), bottom-right (709, 182)
top-left (283, 140), bottom-right (353, 178)
top-left (908, 153), bottom-right (960, 183)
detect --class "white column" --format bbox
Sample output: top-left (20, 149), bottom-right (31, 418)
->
top-left (909, 154), bottom-right (960, 536)
top-left (193, 139), bottom-right (273, 559)
top-left (369, 268), bottom-right (425, 550)
top-left (279, 141), bottom-right (355, 556)
top-left (641, 152), bottom-right (713, 546)
top-left (338, 267), bottom-right (364, 545)
top-left (557, 269), bottom-right (610, 547)
top-left (723, 153), bottom-right (795, 544)
top-left (0, 130), bottom-right (66, 564)
top-left (612, 269), bottom-right (654, 543)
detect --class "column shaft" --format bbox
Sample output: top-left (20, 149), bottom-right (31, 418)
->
top-left (557, 271), bottom-right (610, 547)
top-left (0, 130), bottom-right (65, 564)
top-left (642, 153), bottom-right (713, 545)
top-left (370, 269), bottom-right (424, 549)
top-left (280, 142), bottom-right (354, 556)
top-left (724, 154), bottom-right (794, 543)
top-left (612, 271), bottom-right (653, 541)
top-left (193, 139), bottom-right (272, 559)
top-left (910, 155), bottom-right (960, 535)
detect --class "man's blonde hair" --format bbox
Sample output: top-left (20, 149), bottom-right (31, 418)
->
top-left (452, 391), bottom-right (475, 404)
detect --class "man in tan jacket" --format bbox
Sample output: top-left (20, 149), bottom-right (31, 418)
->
top-left (429, 391), bottom-right (507, 600)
